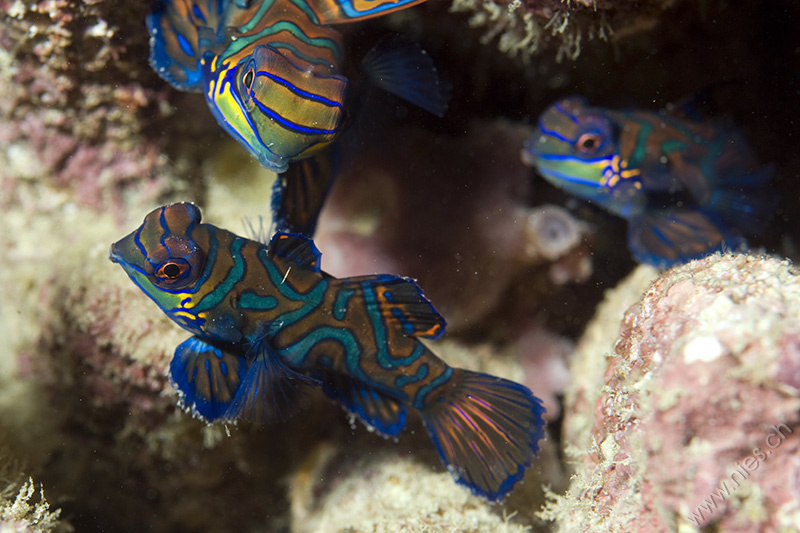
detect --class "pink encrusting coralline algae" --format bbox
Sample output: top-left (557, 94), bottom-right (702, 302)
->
top-left (542, 253), bottom-right (800, 532)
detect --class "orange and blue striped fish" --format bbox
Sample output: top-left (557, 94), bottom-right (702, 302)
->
top-left (148, 0), bottom-right (448, 235)
top-left (110, 203), bottom-right (546, 501)
top-left (522, 97), bottom-right (775, 267)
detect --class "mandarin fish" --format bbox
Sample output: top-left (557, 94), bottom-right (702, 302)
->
top-left (110, 203), bottom-right (546, 501)
top-left (521, 97), bottom-right (774, 267)
top-left (148, 0), bottom-right (448, 235)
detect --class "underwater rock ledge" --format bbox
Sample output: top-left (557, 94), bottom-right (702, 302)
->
top-left (544, 253), bottom-right (800, 532)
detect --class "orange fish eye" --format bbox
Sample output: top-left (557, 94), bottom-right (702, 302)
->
top-left (577, 132), bottom-right (602, 153)
top-left (156, 260), bottom-right (190, 283)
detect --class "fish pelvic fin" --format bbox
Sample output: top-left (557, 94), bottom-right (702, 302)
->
top-left (224, 341), bottom-right (316, 424)
top-left (170, 336), bottom-right (248, 422)
top-left (419, 369), bottom-right (547, 501)
top-left (628, 209), bottom-right (746, 268)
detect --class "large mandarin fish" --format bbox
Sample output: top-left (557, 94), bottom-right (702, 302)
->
top-left (149, 0), bottom-right (448, 235)
top-left (521, 97), bottom-right (774, 267)
top-left (110, 203), bottom-right (547, 501)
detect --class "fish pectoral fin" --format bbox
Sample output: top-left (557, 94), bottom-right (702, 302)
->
top-left (267, 232), bottom-right (323, 271)
top-left (338, 275), bottom-right (447, 339)
top-left (272, 150), bottom-right (338, 237)
top-left (361, 35), bottom-right (450, 118)
top-left (224, 342), bottom-right (316, 424)
top-left (628, 209), bottom-right (745, 268)
top-left (147, 0), bottom-right (224, 92)
top-left (420, 369), bottom-right (547, 501)
top-left (170, 336), bottom-right (248, 422)
top-left (320, 374), bottom-right (407, 438)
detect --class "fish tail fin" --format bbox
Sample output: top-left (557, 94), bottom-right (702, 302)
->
top-left (148, 0), bottom-right (225, 91)
top-left (419, 369), bottom-right (546, 501)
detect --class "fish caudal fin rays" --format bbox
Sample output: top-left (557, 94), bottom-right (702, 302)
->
top-left (628, 209), bottom-right (745, 268)
top-left (310, 0), bottom-right (429, 25)
top-left (320, 374), bottom-right (407, 437)
top-left (147, 0), bottom-right (225, 91)
top-left (271, 150), bottom-right (338, 237)
top-left (225, 343), bottom-right (316, 423)
top-left (336, 275), bottom-right (446, 339)
top-left (170, 336), bottom-right (248, 422)
top-left (267, 231), bottom-right (322, 271)
top-left (419, 369), bottom-right (547, 501)
top-left (361, 36), bottom-right (450, 118)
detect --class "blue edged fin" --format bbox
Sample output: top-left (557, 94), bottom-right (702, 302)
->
top-left (225, 342), bottom-right (316, 423)
top-left (267, 232), bottom-right (322, 271)
top-left (338, 275), bottom-right (447, 339)
top-left (147, 0), bottom-right (225, 91)
top-left (628, 209), bottom-right (745, 268)
top-left (321, 374), bottom-right (407, 437)
top-left (271, 150), bottom-right (338, 237)
top-left (170, 336), bottom-right (248, 422)
top-left (420, 369), bottom-right (547, 501)
top-left (361, 35), bottom-right (450, 118)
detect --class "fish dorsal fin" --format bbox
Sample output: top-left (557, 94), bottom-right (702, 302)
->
top-left (268, 232), bottom-right (322, 271)
top-left (338, 274), bottom-right (446, 339)
top-left (320, 373), bottom-right (407, 437)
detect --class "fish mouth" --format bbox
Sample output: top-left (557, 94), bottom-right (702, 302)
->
top-left (109, 243), bottom-right (122, 264)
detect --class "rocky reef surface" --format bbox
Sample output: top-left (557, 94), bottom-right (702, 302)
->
top-left (1, 0), bottom-right (799, 531)
top-left (544, 254), bottom-right (800, 532)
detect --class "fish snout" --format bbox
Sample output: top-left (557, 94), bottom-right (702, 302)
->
top-left (109, 242), bottom-right (123, 264)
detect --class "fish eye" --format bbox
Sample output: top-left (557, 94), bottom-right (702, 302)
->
top-left (155, 259), bottom-right (191, 285)
top-left (243, 68), bottom-right (254, 91)
top-left (577, 132), bottom-right (603, 153)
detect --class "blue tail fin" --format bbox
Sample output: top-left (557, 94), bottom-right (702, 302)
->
top-left (420, 369), bottom-right (546, 501)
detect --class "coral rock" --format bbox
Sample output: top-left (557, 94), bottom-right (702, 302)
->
top-left (545, 253), bottom-right (800, 532)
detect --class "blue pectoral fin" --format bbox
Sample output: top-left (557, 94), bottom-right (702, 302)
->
top-left (337, 275), bottom-right (447, 339)
top-left (170, 336), bottom-right (248, 422)
top-left (271, 150), bottom-right (339, 237)
top-left (420, 369), bottom-right (547, 501)
top-left (320, 374), bottom-right (407, 437)
top-left (361, 36), bottom-right (450, 118)
top-left (224, 343), bottom-right (316, 423)
top-left (628, 209), bottom-right (745, 268)
top-left (147, 0), bottom-right (225, 91)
